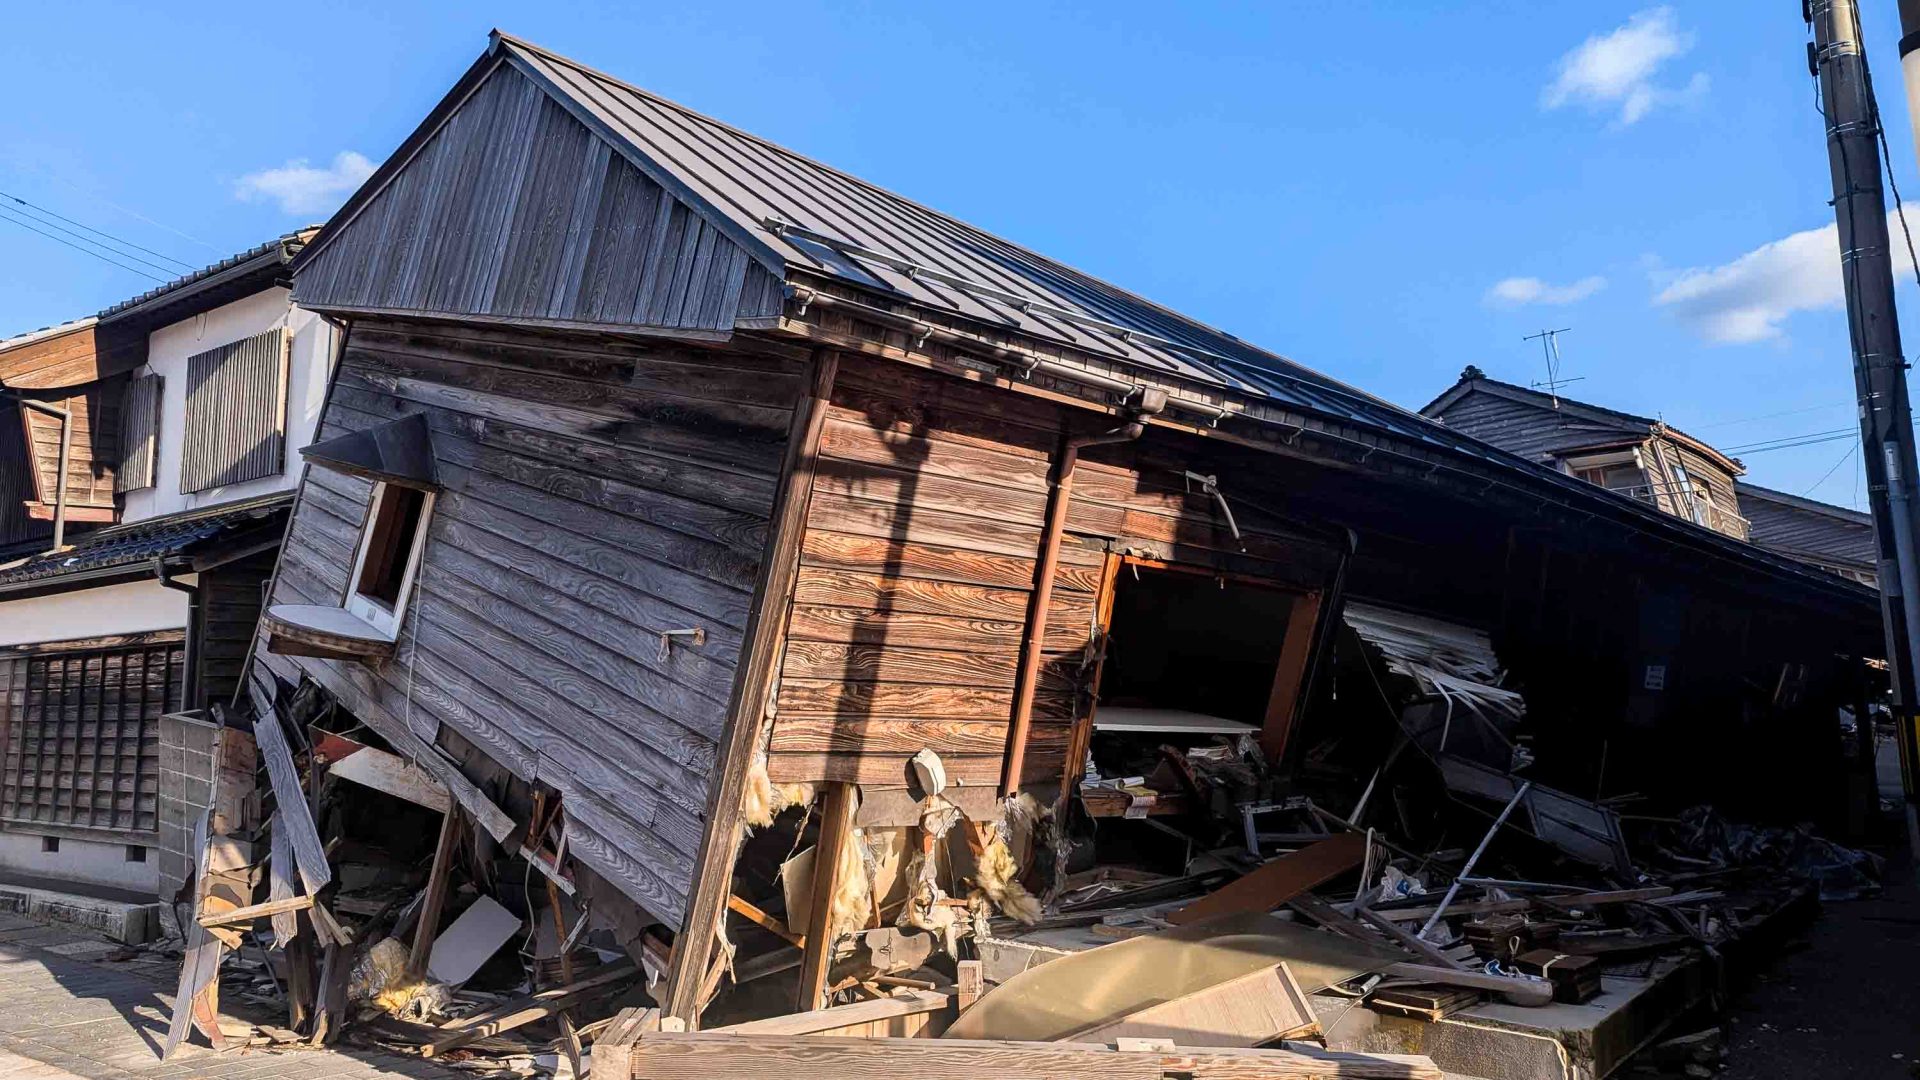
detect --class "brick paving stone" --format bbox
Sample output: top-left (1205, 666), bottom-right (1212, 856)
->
top-left (0, 919), bottom-right (467, 1080)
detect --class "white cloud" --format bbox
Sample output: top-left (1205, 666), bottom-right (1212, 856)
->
top-left (234, 151), bottom-right (377, 215)
top-left (1543, 8), bottom-right (1706, 125)
top-left (1485, 275), bottom-right (1607, 306)
top-left (1652, 219), bottom-right (1869, 344)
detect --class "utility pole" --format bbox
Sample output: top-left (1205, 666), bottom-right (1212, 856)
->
top-left (1809, 0), bottom-right (1920, 805)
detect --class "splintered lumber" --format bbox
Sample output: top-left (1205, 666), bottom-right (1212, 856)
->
top-left (608, 1032), bottom-right (1442, 1079)
top-left (730, 893), bottom-right (803, 947)
top-left (198, 894), bottom-right (317, 929)
top-left (1353, 907), bottom-right (1465, 970)
top-left (718, 990), bottom-right (952, 1038)
top-left (254, 715), bottom-right (332, 893)
top-left (796, 782), bottom-right (858, 1011)
top-left (328, 744), bottom-right (451, 812)
top-left (1168, 833), bottom-right (1366, 926)
top-left (1382, 962), bottom-right (1552, 1007)
top-left (423, 960), bottom-right (640, 1057)
top-left (410, 807), bottom-right (463, 978)
top-left (163, 811), bottom-right (223, 1060)
top-left (267, 814), bottom-right (302, 943)
top-left (1064, 963), bottom-right (1318, 1047)
top-left (1372, 898), bottom-right (1531, 923)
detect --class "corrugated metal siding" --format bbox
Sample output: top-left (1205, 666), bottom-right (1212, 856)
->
top-left (1429, 388), bottom-right (1637, 462)
top-left (295, 64), bottom-right (771, 334)
top-left (116, 373), bottom-right (162, 493)
top-left (181, 329), bottom-right (288, 494)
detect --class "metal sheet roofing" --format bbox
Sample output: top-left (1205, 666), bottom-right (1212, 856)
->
top-left (0, 493), bottom-right (291, 589)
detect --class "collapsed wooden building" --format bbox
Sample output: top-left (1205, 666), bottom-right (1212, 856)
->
top-left (216, 30), bottom-right (1886, 1055)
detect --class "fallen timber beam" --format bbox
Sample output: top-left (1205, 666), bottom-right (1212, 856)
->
top-left (422, 961), bottom-right (640, 1057)
top-left (716, 990), bottom-right (952, 1037)
top-left (605, 1031), bottom-right (1442, 1079)
top-left (197, 894), bottom-right (316, 929)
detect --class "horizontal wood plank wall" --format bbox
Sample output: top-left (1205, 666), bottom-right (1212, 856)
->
top-left (293, 63), bottom-right (781, 336)
top-left (198, 549), bottom-right (277, 712)
top-left (766, 359), bottom-right (1342, 792)
top-left (21, 382), bottom-right (120, 513)
top-left (0, 405), bottom-right (50, 548)
top-left (767, 357), bottom-right (1098, 789)
top-left (255, 318), bottom-right (801, 923)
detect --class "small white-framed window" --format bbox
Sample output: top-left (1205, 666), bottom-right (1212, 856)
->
top-left (345, 481), bottom-right (434, 638)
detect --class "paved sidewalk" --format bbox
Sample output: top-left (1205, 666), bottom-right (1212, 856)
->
top-left (0, 912), bottom-right (460, 1080)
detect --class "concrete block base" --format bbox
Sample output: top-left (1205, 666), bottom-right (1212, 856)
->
top-left (0, 883), bottom-right (161, 944)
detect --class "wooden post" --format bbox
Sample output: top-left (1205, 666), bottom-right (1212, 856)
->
top-left (955, 960), bottom-right (984, 1013)
top-left (1259, 591), bottom-right (1323, 764)
top-left (795, 782), bottom-right (857, 1012)
top-left (410, 806), bottom-right (462, 978)
top-left (664, 348), bottom-right (839, 1026)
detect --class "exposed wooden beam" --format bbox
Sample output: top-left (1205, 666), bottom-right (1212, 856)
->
top-left (794, 782), bottom-right (858, 1013)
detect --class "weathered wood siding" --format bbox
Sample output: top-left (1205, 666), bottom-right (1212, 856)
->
top-left (1429, 387), bottom-right (1633, 463)
top-left (20, 382), bottom-right (120, 515)
top-left (0, 405), bottom-right (49, 549)
top-left (197, 549), bottom-right (276, 712)
top-left (293, 63), bottom-right (784, 336)
top-left (254, 318), bottom-right (802, 921)
top-left (766, 357), bottom-right (1337, 789)
top-left (1740, 485), bottom-right (1877, 575)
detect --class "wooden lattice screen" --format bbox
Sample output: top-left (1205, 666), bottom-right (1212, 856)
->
top-left (0, 632), bottom-right (183, 835)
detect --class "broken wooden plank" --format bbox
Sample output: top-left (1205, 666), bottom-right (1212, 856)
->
top-left (730, 893), bottom-right (802, 947)
top-left (717, 990), bottom-right (952, 1037)
top-left (198, 894), bottom-right (316, 929)
top-left (410, 807), bottom-right (462, 978)
top-left (423, 960), bottom-right (640, 1057)
top-left (796, 782), bottom-right (857, 1011)
top-left (1353, 907), bottom-right (1466, 971)
top-left (1167, 833), bottom-right (1366, 926)
top-left (253, 714), bottom-right (332, 893)
top-left (1370, 898), bottom-right (1532, 923)
top-left (1063, 964), bottom-right (1318, 1048)
top-left (1381, 962), bottom-right (1552, 1006)
top-left (267, 813), bottom-right (301, 943)
top-left (328, 744), bottom-right (451, 812)
top-left (163, 810), bottom-right (223, 1060)
top-left (1536, 886), bottom-right (1673, 910)
top-left (614, 1032), bottom-right (1442, 1079)
top-left (955, 960), bottom-right (984, 1014)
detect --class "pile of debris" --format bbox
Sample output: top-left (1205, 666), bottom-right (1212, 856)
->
top-left (161, 682), bottom-right (657, 1078)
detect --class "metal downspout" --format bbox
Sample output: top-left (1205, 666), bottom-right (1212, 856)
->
top-left (1002, 390), bottom-right (1168, 796)
top-left (155, 558), bottom-right (202, 713)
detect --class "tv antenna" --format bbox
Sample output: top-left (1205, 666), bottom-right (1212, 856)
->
top-left (1523, 327), bottom-right (1581, 407)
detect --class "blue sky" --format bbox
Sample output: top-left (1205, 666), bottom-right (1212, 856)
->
top-left (0, 2), bottom-right (1910, 505)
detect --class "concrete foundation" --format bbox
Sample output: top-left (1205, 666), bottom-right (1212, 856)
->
top-left (1321, 957), bottom-right (1712, 1080)
top-left (0, 879), bottom-right (161, 944)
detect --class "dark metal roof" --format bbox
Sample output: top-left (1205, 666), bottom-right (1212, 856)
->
top-left (0, 493), bottom-right (292, 590)
top-left (298, 32), bottom-right (1879, 612)
top-left (97, 229), bottom-right (317, 328)
top-left (1422, 374), bottom-right (1744, 475)
top-left (301, 413), bottom-right (437, 488)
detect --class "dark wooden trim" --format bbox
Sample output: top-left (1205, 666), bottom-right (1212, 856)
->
top-left (0, 628), bottom-right (187, 657)
top-left (1260, 592), bottom-right (1324, 764)
top-left (662, 348), bottom-right (839, 1025)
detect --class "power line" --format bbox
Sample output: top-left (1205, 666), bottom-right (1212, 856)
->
top-left (29, 170), bottom-right (224, 254)
top-left (1804, 442), bottom-right (1859, 497)
top-left (0, 190), bottom-right (194, 271)
top-left (0, 198), bottom-right (185, 278)
top-left (0, 206), bottom-right (167, 283)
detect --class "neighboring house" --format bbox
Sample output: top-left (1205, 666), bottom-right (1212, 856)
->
top-left (1421, 369), bottom-right (1883, 584)
top-left (0, 230), bottom-right (334, 907)
top-left (247, 31), bottom-right (1881, 1026)
top-left (1738, 482), bottom-right (1878, 586)
top-left (1423, 369), bottom-right (1751, 539)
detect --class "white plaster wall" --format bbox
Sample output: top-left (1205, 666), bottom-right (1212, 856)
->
top-left (121, 287), bottom-right (338, 523)
top-left (0, 830), bottom-right (158, 894)
top-left (0, 577), bottom-right (191, 647)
